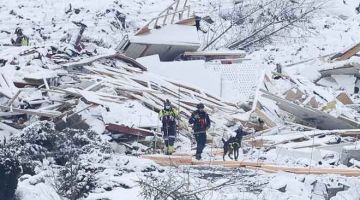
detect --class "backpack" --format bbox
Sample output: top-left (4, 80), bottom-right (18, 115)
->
top-left (195, 111), bottom-right (208, 130)
top-left (198, 117), bottom-right (207, 129)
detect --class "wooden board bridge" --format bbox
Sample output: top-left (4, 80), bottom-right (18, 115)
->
top-left (142, 154), bottom-right (360, 177)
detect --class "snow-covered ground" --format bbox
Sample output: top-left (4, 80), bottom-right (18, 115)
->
top-left (1, 0), bottom-right (360, 199)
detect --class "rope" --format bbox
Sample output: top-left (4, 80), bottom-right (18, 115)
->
top-left (177, 84), bottom-right (181, 138)
top-left (308, 119), bottom-right (317, 174)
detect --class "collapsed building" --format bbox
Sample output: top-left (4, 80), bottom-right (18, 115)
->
top-left (0, 0), bottom-right (360, 180)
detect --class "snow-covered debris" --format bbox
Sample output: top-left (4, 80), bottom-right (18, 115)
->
top-left (2, 0), bottom-right (360, 199)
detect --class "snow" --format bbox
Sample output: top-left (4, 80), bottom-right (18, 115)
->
top-left (0, 0), bottom-right (173, 47)
top-left (1, 0), bottom-right (360, 199)
top-left (130, 24), bottom-right (200, 46)
top-left (86, 187), bottom-right (142, 200)
top-left (137, 54), bottom-right (222, 96)
top-left (206, 61), bottom-right (265, 103)
top-left (332, 75), bottom-right (356, 94)
top-left (17, 178), bottom-right (62, 200)
top-left (101, 100), bottom-right (160, 128)
top-left (137, 54), bottom-right (264, 103)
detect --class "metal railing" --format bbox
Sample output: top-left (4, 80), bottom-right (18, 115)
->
top-left (135, 0), bottom-right (192, 35)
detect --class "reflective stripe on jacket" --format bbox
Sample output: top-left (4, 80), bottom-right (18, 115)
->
top-left (21, 37), bottom-right (29, 46)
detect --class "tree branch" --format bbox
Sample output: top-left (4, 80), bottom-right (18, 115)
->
top-left (238, 4), bottom-right (323, 49)
top-left (202, 0), bottom-right (276, 50)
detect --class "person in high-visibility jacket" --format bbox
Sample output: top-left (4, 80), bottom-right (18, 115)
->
top-left (11, 27), bottom-right (29, 46)
top-left (159, 99), bottom-right (179, 155)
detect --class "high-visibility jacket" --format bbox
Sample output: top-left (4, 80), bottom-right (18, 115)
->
top-left (13, 35), bottom-right (29, 46)
top-left (20, 36), bottom-right (29, 46)
top-left (159, 108), bottom-right (178, 126)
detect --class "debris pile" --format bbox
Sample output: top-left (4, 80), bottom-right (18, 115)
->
top-left (1, 0), bottom-right (360, 194)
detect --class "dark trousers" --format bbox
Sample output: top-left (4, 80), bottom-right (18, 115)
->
top-left (194, 131), bottom-right (206, 156)
top-left (163, 124), bottom-right (176, 147)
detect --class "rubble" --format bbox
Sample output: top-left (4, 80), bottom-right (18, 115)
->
top-left (1, 17), bottom-right (360, 182)
top-left (340, 143), bottom-right (360, 166)
top-left (1, 0), bottom-right (360, 199)
top-left (117, 0), bottom-right (200, 61)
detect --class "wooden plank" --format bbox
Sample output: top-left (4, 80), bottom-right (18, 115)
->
top-left (183, 51), bottom-right (246, 58)
top-left (67, 104), bottom-right (97, 119)
top-left (129, 93), bottom-right (163, 112)
top-left (318, 63), bottom-right (360, 78)
top-left (142, 155), bottom-right (192, 166)
top-left (6, 90), bottom-right (21, 106)
top-left (0, 112), bottom-right (24, 117)
top-left (0, 105), bottom-right (61, 118)
top-left (62, 53), bottom-right (147, 71)
top-left (335, 43), bottom-right (360, 61)
top-left (169, 81), bottom-right (202, 94)
top-left (175, 17), bottom-right (196, 26)
top-left (134, 25), bottom-right (151, 36)
top-left (143, 155), bottom-right (360, 176)
top-left (37, 103), bottom-right (63, 111)
top-left (254, 108), bottom-right (277, 128)
top-left (43, 77), bottom-right (50, 90)
top-left (336, 92), bottom-right (353, 105)
top-left (338, 115), bottom-right (360, 129)
top-left (114, 54), bottom-right (147, 71)
top-left (337, 130), bottom-right (360, 137)
top-left (0, 122), bottom-right (21, 135)
top-left (0, 73), bottom-right (15, 98)
top-left (106, 123), bottom-right (161, 137)
top-left (261, 89), bottom-right (359, 130)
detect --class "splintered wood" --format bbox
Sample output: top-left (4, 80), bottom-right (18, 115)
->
top-left (334, 43), bottom-right (360, 61)
top-left (61, 53), bottom-right (241, 121)
top-left (142, 154), bottom-right (360, 177)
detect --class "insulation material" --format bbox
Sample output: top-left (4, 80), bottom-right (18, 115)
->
top-left (336, 92), bottom-right (353, 105)
top-left (332, 75), bottom-right (356, 94)
top-left (316, 76), bottom-right (339, 88)
top-left (284, 88), bottom-right (306, 102)
top-left (206, 62), bottom-right (264, 104)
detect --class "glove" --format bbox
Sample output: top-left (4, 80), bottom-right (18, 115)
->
top-left (194, 114), bottom-right (200, 119)
top-left (169, 116), bottom-right (174, 121)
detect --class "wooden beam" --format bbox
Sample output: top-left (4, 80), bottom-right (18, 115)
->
top-left (43, 77), bottom-right (50, 90)
top-left (143, 155), bottom-right (192, 165)
top-left (261, 89), bottom-right (360, 130)
top-left (106, 123), bottom-right (161, 137)
top-left (6, 90), bottom-right (21, 106)
top-left (175, 17), bottom-right (196, 26)
top-left (62, 53), bottom-right (147, 71)
top-left (335, 43), bottom-right (360, 61)
top-left (254, 107), bottom-right (277, 128)
top-left (0, 122), bottom-right (21, 135)
top-left (0, 105), bottom-right (61, 118)
top-left (142, 154), bottom-right (360, 176)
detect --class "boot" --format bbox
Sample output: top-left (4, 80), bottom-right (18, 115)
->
top-left (168, 146), bottom-right (175, 154)
top-left (163, 146), bottom-right (169, 155)
top-left (195, 154), bottom-right (201, 160)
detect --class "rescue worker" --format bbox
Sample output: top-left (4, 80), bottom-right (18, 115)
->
top-left (11, 27), bottom-right (29, 46)
top-left (189, 103), bottom-right (211, 160)
top-left (195, 15), bottom-right (207, 33)
top-left (159, 99), bottom-right (179, 155)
